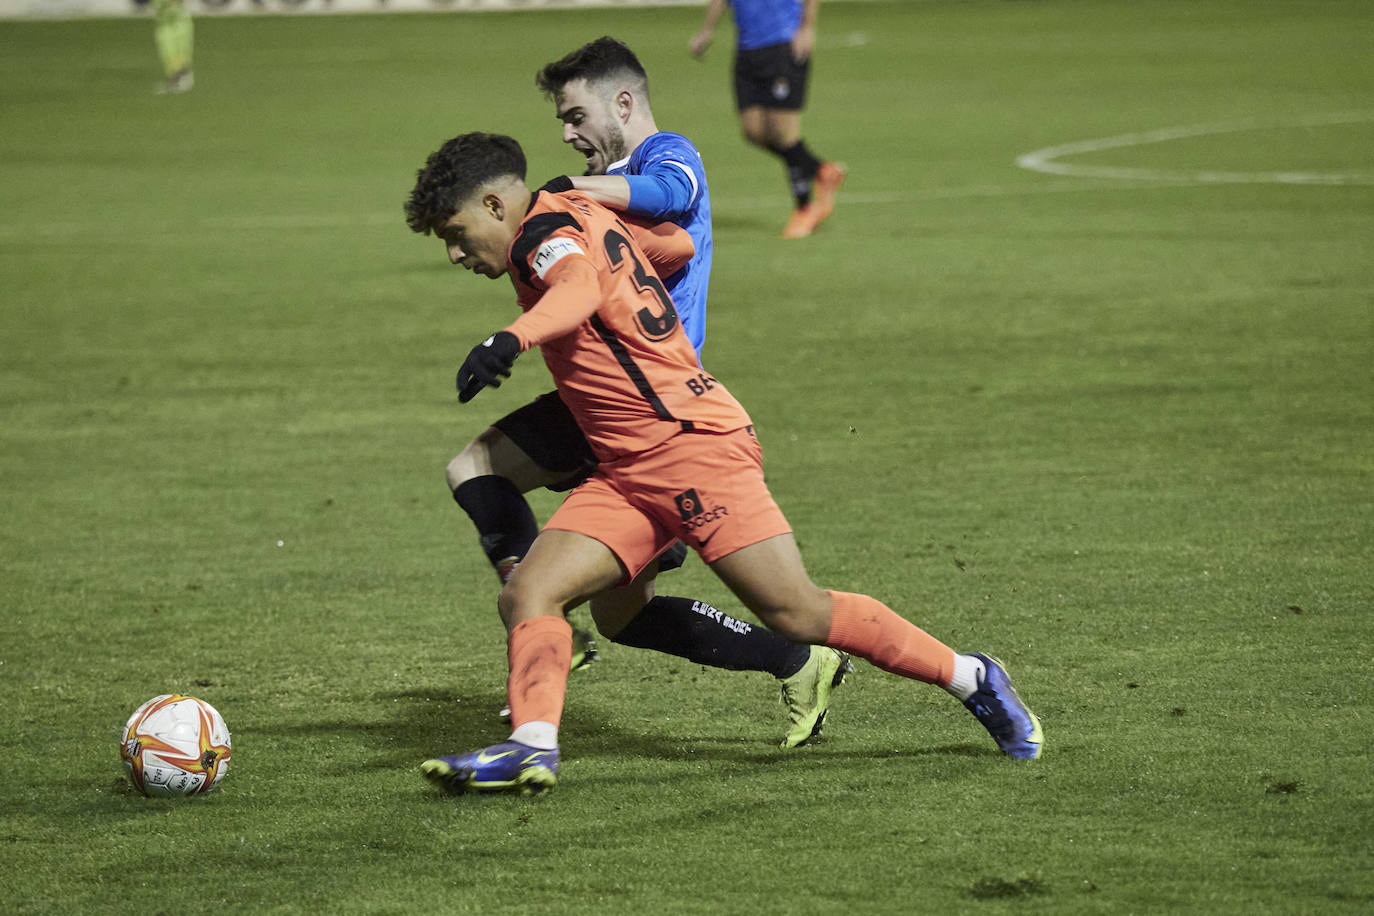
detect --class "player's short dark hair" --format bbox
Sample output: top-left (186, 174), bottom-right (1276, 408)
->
top-left (536, 35), bottom-right (650, 102)
top-left (404, 132), bottom-right (526, 235)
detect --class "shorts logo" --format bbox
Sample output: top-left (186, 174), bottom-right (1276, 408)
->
top-left (675, 489), bottom-right (704, 521)
top-left (675, 488), bottom-right (730, 534)
top-left (771, 78), bottom-right (791, 101)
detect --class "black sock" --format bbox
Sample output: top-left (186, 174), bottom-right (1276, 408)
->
top-left (611, 595), bottom-right (811, 678)
top-left (453, 475), bottom-right (539, 583)
top-left (774, 141), bottom-right (822, 208)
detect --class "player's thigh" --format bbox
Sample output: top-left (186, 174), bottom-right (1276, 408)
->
top-left (708, 533), bottom-right (832, 644)
top-left (761, 109), bottom-right (802, 149)
top-left (446, 426), bottom-right (564, 494)
top-left (447, 392), bottom-right (597, 494)
top-left (544, 472), bottom-right (679, 591)
top-left (500, 530), bottom-right (626, 628)
top-left (738, 106), bottom-right (771, 147)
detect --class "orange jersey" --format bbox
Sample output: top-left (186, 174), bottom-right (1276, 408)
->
top-left (502, 191), bottom-right (751, 461)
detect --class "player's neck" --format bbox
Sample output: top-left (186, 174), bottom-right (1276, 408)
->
top-left (624, 115), bottom-right (660, 157)
top-left (512, 186), bottom-right (533, 215)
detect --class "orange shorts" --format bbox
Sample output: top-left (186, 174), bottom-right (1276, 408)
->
top-left (544, 426), bottom-right (793, 583)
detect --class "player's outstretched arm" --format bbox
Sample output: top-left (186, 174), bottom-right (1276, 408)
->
top-left (690, 0), bottom-right (727, 58)
top-left (504, 257), bottom-right (603, 349)
top-left (456, 253), bottom-right (605, 403)
top-left (562, 175), bottom-right (632, 211)
top-left (542, 164), bottom-right (697, 223)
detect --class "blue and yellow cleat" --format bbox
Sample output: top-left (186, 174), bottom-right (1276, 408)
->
top-left (963, 653), bottom-right (1043, 759)
top-left (421, 741), bottom-right (559, 795)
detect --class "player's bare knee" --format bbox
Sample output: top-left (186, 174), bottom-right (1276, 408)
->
top-left (496, 580), bottom-right (539, 629)
top-left (498, 571), bottom-right (573, 630)
top-left (444, 453), bottom-right (471, 493)
top-left (445, 433), bottom-right (497, 493)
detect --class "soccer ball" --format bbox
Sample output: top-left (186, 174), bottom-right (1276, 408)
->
top-left (120, 694), bottom-right (232, 798)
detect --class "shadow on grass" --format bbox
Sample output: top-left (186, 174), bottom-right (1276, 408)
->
top-left (234, 685), bottom-right (1005, 779)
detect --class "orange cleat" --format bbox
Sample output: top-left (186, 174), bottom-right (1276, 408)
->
top-left (810, 161), bottom-right (847, 218)
top-left (780, 161), bottom-right (847, 238)
top-left (781, 206), bottom-right (819, 238)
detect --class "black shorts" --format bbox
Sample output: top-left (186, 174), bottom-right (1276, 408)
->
top-left (734, 41), bottom-right (810, 112)
top-left (492, 390), bottom-right (598, 493)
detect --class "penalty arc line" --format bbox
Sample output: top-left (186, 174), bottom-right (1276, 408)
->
top-left (1015, 111), bottom-right (1374, 185)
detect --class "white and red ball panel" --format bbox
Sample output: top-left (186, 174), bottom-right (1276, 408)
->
top-left (120, 694), bottom-right (232, 798)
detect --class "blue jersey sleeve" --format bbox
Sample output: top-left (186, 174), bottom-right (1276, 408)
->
top-left (624, 169), bottom-right (696, 221)
top-left (614, 132), bottom-right (713, 358)
top-left (620, 134), bottom-right (706, 223)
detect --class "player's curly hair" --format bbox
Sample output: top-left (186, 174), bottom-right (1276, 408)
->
top-left (404, 132), bottom-right (527, 235)
top-left (536, 35), bottom-right (650, 103)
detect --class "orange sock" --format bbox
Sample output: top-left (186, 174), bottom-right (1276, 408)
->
top-left (507, 616), bottom-right (573, 730)
top-left (825, 590), bottom-right (955, 686)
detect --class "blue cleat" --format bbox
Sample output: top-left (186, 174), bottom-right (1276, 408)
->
top-left (421, 741), bottom-right (559, 795)
top-left (963, 653), bottom-right (1043, 759)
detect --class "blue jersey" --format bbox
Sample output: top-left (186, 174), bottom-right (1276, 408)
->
top-left (608, 131), bottom-right (712, 357)
top-left (728, 0), bottom-right (802, 51)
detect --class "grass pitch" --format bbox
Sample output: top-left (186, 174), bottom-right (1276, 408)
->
top-left (2, 1), bottom-right (1372, 912)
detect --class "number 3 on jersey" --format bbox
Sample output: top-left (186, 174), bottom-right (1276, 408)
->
top-left (603, 228), bottom-right (679, 341)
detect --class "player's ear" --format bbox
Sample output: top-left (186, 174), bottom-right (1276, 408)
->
top-left (615, 88), bottom-right (634, 122)
top-left (483, 192), bottom-right (505, 222)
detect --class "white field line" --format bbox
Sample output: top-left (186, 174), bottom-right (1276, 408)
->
top-left (4, 124), bottom-right (1372, 244)
top-left (1016, 111), bottom-right (1374, 185)
top-left (0, 180), bottom-right (1200, 241)
top-left (717, 177), bottom-right (1216, 211)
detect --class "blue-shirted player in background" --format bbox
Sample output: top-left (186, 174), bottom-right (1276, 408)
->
top-left (442, 37), bottom-right (849, 748)
top-left (691, 0), bottom-right (846, 238)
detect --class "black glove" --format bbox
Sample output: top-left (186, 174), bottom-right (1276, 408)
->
top-left (456, 331), bottom-right (521, 403)
top-left (539, 175), bottom-right (574, 195)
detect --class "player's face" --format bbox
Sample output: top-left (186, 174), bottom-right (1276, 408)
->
top-left (435, 197), bottom-right (510, 279)
top-left (554, 78), bottom-right (628, 176)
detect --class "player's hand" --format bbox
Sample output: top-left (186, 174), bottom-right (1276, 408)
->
top-left (539, 176), bottom-right (574, 195)
top-left (689, 31), bottom-right (712, 58)
top-left (456, 331), bottom-right (520, 403)
top-left (791, 26), bottom-right (815, 63)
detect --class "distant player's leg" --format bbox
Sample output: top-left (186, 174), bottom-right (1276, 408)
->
top-left (735, 44), bottom-right (808, 217)
top-left (740, 105), bottom-right (825, 237)
top-left (730, 42), bottom-right (842, 239)
top-left (764, 109), bottom-right (817, 206)
top-left (710, 534), bottom-right (1042, 759)
top-left (590, 550), bottom-right (852, 748)
top-left (152, 0), bottom-right (193, 94)
top-left (766, 108), bottom-right (844, 239)
top-left (739, 103), bottom-right (815, 204)
top-left (421, 529), bottom-right (625, 795)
